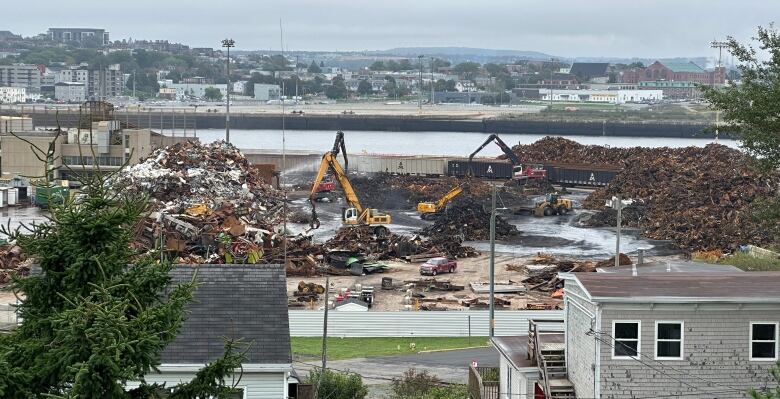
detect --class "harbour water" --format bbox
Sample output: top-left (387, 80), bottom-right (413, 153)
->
top-left (189, 129), bottom-right (739, 157)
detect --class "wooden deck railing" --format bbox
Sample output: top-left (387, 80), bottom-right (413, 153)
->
top-left (468, 365), bottom-right (499, 399)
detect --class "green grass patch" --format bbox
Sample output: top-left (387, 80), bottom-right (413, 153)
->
top-left (291, 336), bottom-right (490, 360)
top-left (716, 252), bottom-right (780, 272)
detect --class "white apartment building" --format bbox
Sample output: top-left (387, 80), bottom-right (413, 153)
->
top-left (0, 87), bottom-right (26, 103)
top-left (539, 89), bottom-right (663, 104)
top-left (0, 64), bottom-right (43, 92)
top-left (56, 64), bottom-right (123, 99)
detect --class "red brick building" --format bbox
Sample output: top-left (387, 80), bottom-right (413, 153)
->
top-left (619, 61), bottom-right (724, 86)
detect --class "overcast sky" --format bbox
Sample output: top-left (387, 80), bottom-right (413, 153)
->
top-left (5, 0), bottom-right (775, 58)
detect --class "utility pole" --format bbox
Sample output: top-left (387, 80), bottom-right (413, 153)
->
top-left (316, 276), bottom-right (330, 397)
top-left (608, 195), bottom-right (625, 269)
top-left (430, 56), bottom-right (434, 106)
top-left (711, 40), bottom-right (729, 142)
top-left (489, 186), bottom-right (496, 337)
top-left (418, 55), bottom-right (424, 112)
top-left (221, 38), bottom-right (235, 143)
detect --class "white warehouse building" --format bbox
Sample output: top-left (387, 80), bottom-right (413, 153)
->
top-left (540, 89), bottom-right (663, 104)
top-left (168, 83), bottom-right (227, 100)
top-left (0, 87), bottom-right (26, 103)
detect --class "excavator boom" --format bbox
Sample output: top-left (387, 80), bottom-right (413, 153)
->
top-left (435, 186), bottom-right (463, 209)
top-left (467, 133), bottom-right (521, 175)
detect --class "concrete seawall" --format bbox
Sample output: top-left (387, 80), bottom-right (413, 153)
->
top-left (2, 110), bottom-right (728, 138)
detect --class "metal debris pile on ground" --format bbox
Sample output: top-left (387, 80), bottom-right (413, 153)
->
top-left (513, 137), bottom-right (780, 252)
top-left (113, 140), bottom-right (297, 266)
top-left (323, 225), bottom-right (478, 261)
top-left (0, 244), bottom-right (27, 285)
top-left (420, 197), bottom-right (520, 241)
top-left (349, 175), bottom-right (491, 210)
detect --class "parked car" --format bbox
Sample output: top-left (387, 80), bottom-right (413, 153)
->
top-left (420, 257), bottom-right (457, 276)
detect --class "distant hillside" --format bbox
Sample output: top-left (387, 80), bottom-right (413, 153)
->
top-left (373, 47), bottom-right (559, 63)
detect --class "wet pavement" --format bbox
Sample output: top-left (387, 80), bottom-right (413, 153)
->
top-left (0, 206), bottom-right (47, 240)
top-left (287, 191), bottom-right (673, 259)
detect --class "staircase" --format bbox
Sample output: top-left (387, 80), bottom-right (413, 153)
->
top-left (529, 320), bottom-right (576, 399)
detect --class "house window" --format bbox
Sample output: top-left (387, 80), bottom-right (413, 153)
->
top-left (655, 321), bottom-right (684, 360)
top-left (613, 321), bottom-right (640, 358)
top-left (750, 322), bottom-right (779, 361)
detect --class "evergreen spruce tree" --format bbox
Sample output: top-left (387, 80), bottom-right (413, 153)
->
top-left (0, 132), bottom-right (244, 398)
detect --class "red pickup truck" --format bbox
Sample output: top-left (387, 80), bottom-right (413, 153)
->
top-left (420, 257), bottom-right (457, 276)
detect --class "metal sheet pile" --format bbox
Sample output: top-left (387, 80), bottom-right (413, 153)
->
top-left (113, 140), bottom-right (297, 265)
top-left (420, 197), bottom-right (520, 242)
top-left (513, 137), bottom-right (780, 251)
top-left (0, 244), bottom-right (27, 285)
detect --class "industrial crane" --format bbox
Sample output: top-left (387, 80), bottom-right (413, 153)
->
top-left (314, 131), bottom-right (347, 200)
top-left (309, 151), bottom-right (391, 237)
top-left (416, 186), bottom-right (463, 220)
top-left (467, 133), bottom-right (546, 181)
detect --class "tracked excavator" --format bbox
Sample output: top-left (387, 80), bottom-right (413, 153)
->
top-left (467, 133), bottom-right (546, 181)
top-left (309, 141), bottom-right (391, 237)
top-left (416, 186), bottom-right (464, 220)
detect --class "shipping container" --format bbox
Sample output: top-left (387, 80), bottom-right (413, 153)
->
top-left (447, 160), bottom-right (513, 179)
top-left (34, 186), bottom-right (70, 208)
top-left (544, 163), bottom-right (619, 187)
top-left (354, 155), bottom-right (446, 176)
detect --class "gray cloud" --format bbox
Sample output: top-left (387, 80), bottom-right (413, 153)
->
top-left (5, 0), bottom-right (776, 58)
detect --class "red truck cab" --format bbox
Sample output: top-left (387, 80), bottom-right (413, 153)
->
top-left (514, 164), bottom-right (547, 180)
top-left (420, 257), bottom-right (457, 276)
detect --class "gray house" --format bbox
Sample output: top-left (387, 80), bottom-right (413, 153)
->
top-left (562, 272), bottom-right (780, 399)
top-left (127, 264), bottom-right (293, 398)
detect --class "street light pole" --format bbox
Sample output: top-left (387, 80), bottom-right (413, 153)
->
top-left (221, 38), bottom-right (235, 143)
top-left (418, 55), bottom-right (424, 112)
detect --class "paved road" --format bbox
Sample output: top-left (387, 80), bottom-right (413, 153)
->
top-left (294, 346), bottom-right (498, 387)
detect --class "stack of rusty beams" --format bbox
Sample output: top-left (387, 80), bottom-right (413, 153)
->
top-left (512, 137), bottom-right (780, 252)
top-left (113, 141), bottom-right (308, 268)
top-left (349, 175), bottom-right (491, 210)
top-left (518, 256), bottom-right (597, 293)
top-left (0, 244), bottom-right (27, 285)
top-left (324, 225), bottom-right (478, 260)
top-left (403, 278), bottom-right (465, 292)
top-left (421, 197), bottom-right (519, 241)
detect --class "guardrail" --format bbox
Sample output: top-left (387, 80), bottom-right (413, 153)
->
top-left (288, 310), bottom-right (563, 337)
top-left (469, 365), bottom-right (499, 399)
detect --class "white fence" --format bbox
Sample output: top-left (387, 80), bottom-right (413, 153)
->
top-left (288, 310), bottom-right (563, 337)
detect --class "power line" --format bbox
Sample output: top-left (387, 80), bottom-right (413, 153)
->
top-left (589, 329), bottom-right (748, 395)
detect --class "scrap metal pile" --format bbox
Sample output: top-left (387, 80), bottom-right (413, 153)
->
top-left (113, 141), bottom-right (299, 265)
top-left (0, 244), bottom-right (27, 285)
top-left (350, 175), bottom-right (491, 209)
top-left (323, 225), bottom-right (479, 260)
top-left (421, 197), bottom-right (520, 241)
top-left (513, 137), bottom-right (780, 251)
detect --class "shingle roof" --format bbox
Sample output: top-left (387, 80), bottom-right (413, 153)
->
top-left (659, 61), bottom-right (705, 73)
top-left (161, 264), bottom-right (291, 365)
top-left (573, 272), bottom-right (780, 303)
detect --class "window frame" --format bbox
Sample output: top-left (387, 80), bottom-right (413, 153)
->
top-left (654, 320), bottom-right (684, 361)
top-left (612, 320), bottom-right (641, 360)
top-left (749, 321), bottom-right (779, 362)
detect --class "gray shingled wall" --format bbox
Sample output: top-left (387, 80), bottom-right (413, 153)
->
top-left (161, 264), bottom-right (291, 365)
top-left (565, 284), bottom-right (597, 399)
top-left (598, 307), bottom-right (780, 398)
